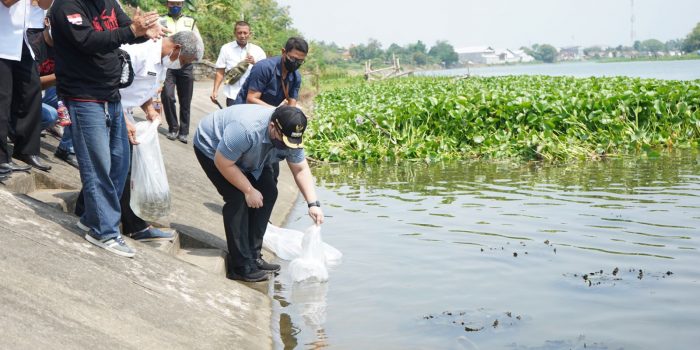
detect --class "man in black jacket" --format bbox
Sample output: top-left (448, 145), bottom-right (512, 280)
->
top-left (50, 0), bottom-right (165, 258)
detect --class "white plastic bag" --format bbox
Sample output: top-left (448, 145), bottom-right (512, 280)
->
top-left (264, 224), bottom-right (342, 266)
top-left (130, 120), bottom-right (171, 221)
top-left (289, 225), bottom-right (330, 282)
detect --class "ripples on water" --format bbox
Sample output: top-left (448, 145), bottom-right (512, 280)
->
top-left (272, 151), bottom-right (700, 349)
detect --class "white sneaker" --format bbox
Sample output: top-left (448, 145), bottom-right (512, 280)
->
top-left (84, 231), bottom-right (136, 258)
top-left (76, 220), bottom-right (90, 232)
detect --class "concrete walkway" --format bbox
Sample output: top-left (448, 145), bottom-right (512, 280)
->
top-left (0, 79), bottom-right (300, 349)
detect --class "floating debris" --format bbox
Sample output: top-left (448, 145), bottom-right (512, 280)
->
top-left (513, 252), bottom-right (518, 257)
top-left (565, 268), bottom-right (674, 287)
top-left (422, 308), bottom-right (524, 333)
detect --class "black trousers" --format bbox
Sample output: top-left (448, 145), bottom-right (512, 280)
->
top-left (194, 147), bottom-right (278, 272)
top-left (161, 64), bottom-right (193, 136)
top-left (0, 42), bottom-right (42, 163)
top-left (75, 145), bottom-right (148, 234)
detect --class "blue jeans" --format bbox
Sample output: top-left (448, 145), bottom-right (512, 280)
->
top-left (41, 104), bottom-right (57, 130)
top-left (66, 100), bottom-right (130, 239)
top-left (44, 87), bottom-right (74, 153)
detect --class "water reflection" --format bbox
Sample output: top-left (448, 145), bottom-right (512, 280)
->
top-left (275, 150), bottom-right (700, 349)
top-left (272, 261), bottom-right (331, 349)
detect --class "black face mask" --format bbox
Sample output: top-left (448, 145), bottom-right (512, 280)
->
top-left (284, 56), bottom-right (303, 73)
top-left (271, 138), bottom-right (288, 150)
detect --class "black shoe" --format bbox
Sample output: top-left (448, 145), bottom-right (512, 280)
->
top-left (226, 266), bottom-right (269, 282)
top-left (0, 173), bottom-right (8, 182)
top-left (0, 165), bottom-right (9, 175)
top-left (256, 258), bottom-right (281, 272)
top-left (177, 134), bottom-right (188, 144)
top-left (54, 148), bottom-right (79, 169)
top-left (13, 154), bottom-right (51, 172)
top-left (0, 161), bottom-right (31, 172)
top-left (166, 131), bottom-right (178, 140)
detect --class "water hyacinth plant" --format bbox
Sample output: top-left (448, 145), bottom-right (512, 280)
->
top-left (306, 76), bottom-right (700, 162)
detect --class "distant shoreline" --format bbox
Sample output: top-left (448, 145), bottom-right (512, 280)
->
top-left (592, 54), bottom-right (700, 64)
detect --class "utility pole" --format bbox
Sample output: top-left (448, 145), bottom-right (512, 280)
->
top-left (630, 0), bottom-right (636, 46)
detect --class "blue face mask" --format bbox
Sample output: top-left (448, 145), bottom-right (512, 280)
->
top-left (169, 6), bottom-right (182, 16)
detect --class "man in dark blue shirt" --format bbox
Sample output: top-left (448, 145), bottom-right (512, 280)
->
top-left (233, 37), bottom-right (307, 107)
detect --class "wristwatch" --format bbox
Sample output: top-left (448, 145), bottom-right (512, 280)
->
top-left (307, 200), bottom-right (321, 208)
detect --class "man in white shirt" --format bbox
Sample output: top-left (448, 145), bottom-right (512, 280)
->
top-left (210, 21), bottom-right (266, 107)
top-left (121, 30), bottom-right (204, 241)
top-left (74, 30), bottom-right (204, 242)
top-left (0, 0), bottom-right (53, 176)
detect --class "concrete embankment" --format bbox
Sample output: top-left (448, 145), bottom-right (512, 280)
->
top-left (0, 80), bottom-right (299, 349)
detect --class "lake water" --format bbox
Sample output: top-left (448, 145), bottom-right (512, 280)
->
top-left (271, 150), bottom-right (700, 349)
top-left (268, 60), bottom-right (700, 349)
top-left (419, 59), bottom-right (700, 81)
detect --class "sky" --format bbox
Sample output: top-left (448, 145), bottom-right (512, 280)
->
top-left (275, 0), bottom-right (700, 50)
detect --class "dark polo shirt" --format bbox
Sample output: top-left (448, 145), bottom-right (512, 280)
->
top-left (233, 55), bottom-right (301, 106)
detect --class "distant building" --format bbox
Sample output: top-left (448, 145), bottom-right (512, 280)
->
top-left (508, 49), bottom-right (535, 63)
top-left (559, 46), bottom-right (584, 61)
top-left (455, 46), bottom-right (534, 65)
top-left (455, 46), bottom-right (495, 64)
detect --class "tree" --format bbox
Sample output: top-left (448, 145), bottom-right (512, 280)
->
top-left (349, 38), bottom-right (383, 61)
top-left (412, 51), bottom-right (428, 65)
top-left (385, 43), bottom-right (405, 60)
top-left (683, 22), bottom-right (700, 53)
top-left (407, 40), bottom-right (427, 54)
top-left (530, 44), bottom-right (557, 63)
top-left (633, 40), bottom-right (642, 51)
top-left (428, 40), bottom-right (459, 67)
top-left (665, 39), bottom-right (683, 52)
top-left (640, 39), bottom-right (664, 53)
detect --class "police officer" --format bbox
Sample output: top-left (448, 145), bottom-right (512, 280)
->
top-left (160, 0), bottom-right (201, 144)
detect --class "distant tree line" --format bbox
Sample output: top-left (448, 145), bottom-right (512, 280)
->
top-left (309, 38), bottom-right (460, 69)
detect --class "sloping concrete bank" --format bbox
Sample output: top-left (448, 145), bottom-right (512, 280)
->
top-left (0, 80), bottom-right (302, 349)
top-left (0, 189), bottom-right (271, 349)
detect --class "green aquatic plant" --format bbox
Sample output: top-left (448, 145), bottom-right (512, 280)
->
top-left (306, 76), bottom-right (700, 162)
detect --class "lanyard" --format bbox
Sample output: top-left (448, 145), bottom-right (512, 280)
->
top-left (280, 73), bottom-right (289, 100)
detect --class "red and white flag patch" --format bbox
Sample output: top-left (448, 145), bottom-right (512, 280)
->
top-left (67, 14), bottom-right (83, 25)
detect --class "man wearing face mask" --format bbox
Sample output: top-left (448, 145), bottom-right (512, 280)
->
top-left (233, 37), bottom-right (307, 182)
top-left (159, 0), bottom-right (201, 144)
top-left (75, 31), bottom-right (204, 242)
top-left (193, 104), bottom-right (324, 282)
top-left (233, 37), bottom-right (308, 108)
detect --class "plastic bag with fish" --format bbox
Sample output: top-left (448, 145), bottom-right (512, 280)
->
top-left (263, 224), bottom-right (342, 266)
top-left (287, 225), bottom-right (337, 282)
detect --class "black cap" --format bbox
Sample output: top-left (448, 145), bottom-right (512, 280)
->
top-left (272, 106), bottom-right (307, 149)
